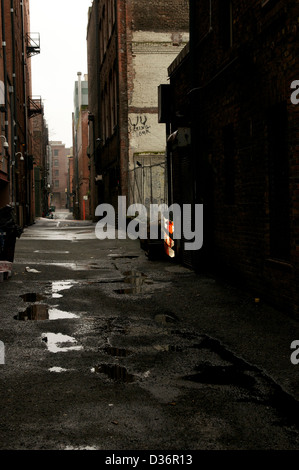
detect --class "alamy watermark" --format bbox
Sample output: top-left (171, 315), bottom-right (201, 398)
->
top-left (290, 80), bottom-right (299, 105)
top-left (95, 196), bottom-right (203, 251)
top-left (0, 341), bottom-right (4, 365)
top-left (290, 340), bottom-right (299, 365)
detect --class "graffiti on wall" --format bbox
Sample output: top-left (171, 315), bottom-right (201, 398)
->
top-left (129, 115), bottom-right (151, 138)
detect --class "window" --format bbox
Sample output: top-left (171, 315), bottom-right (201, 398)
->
top-left (54, 149), bottom-right (59, 156)
top-left (223, 124), bottom-right (235, 204)
top-left (54, 180), bottom-right (59, 188)
top-left (54, 170), bottom-right (59, 176)
top-left (267, 102), bottom-right (290, 261)
top-left (54, 160), bottom-right (59, 167)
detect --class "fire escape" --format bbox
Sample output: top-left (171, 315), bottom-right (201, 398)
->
top-left (26, 33), bottom-right (42, 119)
top-left (28, 96), bottom-right (43, 118)
top-left (26, 32), bottom-right (40, 58)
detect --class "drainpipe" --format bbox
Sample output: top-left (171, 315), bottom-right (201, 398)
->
top-left (188, 0), bottom-right (214, 268)
top-left (189, 0), bottom-right (214, 199)
top-left (115, 0), bottom-right (126, 200)
top-left (10, 0), bottom-right (17, 208)
top-left (77, 72), bottom-right (82, 218)
top-left (189, 0), bottom-right (198, 208)
top-left (95, 0), bottom-right (101, 142)
top-left (189, 0), bottom-right (205, 269)
top-left (20, 0), bottom-right (30, 225)
top-left (1, 0), bottom-right (10, 185)
top-left (95, 0), bottom-right (104, 207)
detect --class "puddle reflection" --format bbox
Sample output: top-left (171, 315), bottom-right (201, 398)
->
top-left (16, 305), bottom-right (80, 321)
top-left (20, 293), bottom-right (46, 302)
top-left (114, 270), bottom-right (153, 295)
top-left (92, 364), bottom-right (135, 382)
top-left (49, 280), bottom-right (78, 298)
top-left (49, 366), bottom-right (68, 373)
top-left (42, 332), bottom-right (83, 353)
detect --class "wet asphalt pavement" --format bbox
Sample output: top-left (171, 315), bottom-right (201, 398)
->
top-left (0, 211), bottom-right (299, 454)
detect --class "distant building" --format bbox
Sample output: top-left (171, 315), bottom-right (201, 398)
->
top-left (161, 0), bottom-right (299, 315)
top-left (49, 141), bottom-right (71, 210)
top-left (32, 109), bottom-right (49, 217)
top-left (87, 0), bottom-right (189, 215)
top-left (72, 73), bottom-right (90, 220)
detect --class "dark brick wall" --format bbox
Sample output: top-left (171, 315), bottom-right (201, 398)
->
top-left (169, 0), bottom-right (299, 315)
top-left (130, 0), bottom-right (189, 32)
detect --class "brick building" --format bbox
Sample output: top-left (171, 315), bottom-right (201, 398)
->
top-left (72, 73), bottom-right (90, 220)
top-left (32, 108), bottom-right (49, 217)
top-left (161, 0), bottom-right (299, 315)
top-left (49, 141), bottom-right (71, 211)
top-left (87, 0), bottom-right (189, 216)
top-left (0, 0), bottom-right (39, 227)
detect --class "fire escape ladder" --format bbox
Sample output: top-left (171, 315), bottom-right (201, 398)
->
top-left (26, 33), bottom-right (40, 58)
top-left (28, 96), bottom-right (43, 118)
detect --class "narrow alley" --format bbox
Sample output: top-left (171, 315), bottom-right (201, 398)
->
top-left (0, 211), bottom-right (299, 453)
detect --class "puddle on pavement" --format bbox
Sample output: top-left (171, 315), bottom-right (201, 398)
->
top-left (49, 280), bottom-right (78, 298)
top-left (49, 366), bottom-right (68, 373)
top-left (15, 305), bottom-right (80, 321)
top-left (47, 308), bottom-right (80, 320)
top-left (183, 364), bottom-right (256, 389)
top-left (42, 332), bottom-right (83, 353)
top-left (104, 346), bottom-right (132, 357)
top-left (92, 364), bottom-right (135, 383)
top-left (114, 270), bottom-right (153, 295)
top-left (34, 250), bottom-right (70, 254)
top-left (20, 293), bottom-right (46, 302)
top-left (64, 446), bottom-right (98, 450)
top-left (16, 304), bottom-right (49, 321)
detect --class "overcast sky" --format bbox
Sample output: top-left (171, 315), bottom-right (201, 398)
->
top-left (30, 0), bottom-right (93, 148)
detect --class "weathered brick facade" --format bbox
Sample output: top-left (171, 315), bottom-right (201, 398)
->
top-left (0, 0), bottom-right (35, 227)
top-left (49, 142), bottom-right (71, 211)
top-left (72, 74), bottom-right (90, 220)
top-left (166, 0), bottom-right (299, 315)
top-left (32, 111), bottom-right (49, 217)
top-left (87, 0), bottom-right (189, 215)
